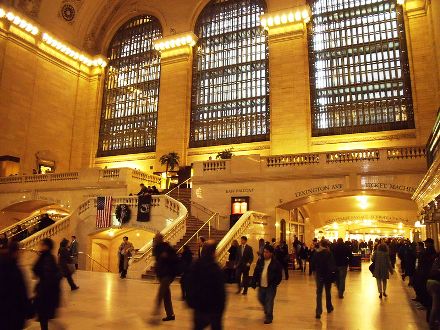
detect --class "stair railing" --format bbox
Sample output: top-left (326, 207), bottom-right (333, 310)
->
top-left (78, 251), bottom-right (110, 272)
top-left (0, 212), bottom-right (67, 238)
top-left (165, 177), bottom-right (192, 200)
top-left (216, 211), bottom-right (267, 265)
top-left (177, 212), bottom-right (219, 253)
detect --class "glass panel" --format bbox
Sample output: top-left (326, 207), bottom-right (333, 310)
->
top-left (190, 0), bottom-right (270, 147)
top-left (308, 0), bottom-right (414, 136)
top-left (97, 16), bottom-right (162, 156)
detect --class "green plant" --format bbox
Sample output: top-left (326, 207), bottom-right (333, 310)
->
top-left (159, 152), bottom-right (180, 187)
top-left (216, 148), bottom-right (233, 160)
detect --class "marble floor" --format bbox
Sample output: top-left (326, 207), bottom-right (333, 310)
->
top-left (23, 263), bottom-right (428, 330)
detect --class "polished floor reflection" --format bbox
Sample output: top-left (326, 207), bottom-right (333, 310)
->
top-left (23, 264), bottom-right (427, 329)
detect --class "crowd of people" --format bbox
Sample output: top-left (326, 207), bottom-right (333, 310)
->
top-left (0, 235), bottom-right (80, 330)
top-left (3, 231), bottom-right (440, 329)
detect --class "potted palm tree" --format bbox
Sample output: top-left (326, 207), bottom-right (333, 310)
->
top-left (159, 152), bottom-right (180, 188)
top-left (216, 148), bottom-right (233, 159)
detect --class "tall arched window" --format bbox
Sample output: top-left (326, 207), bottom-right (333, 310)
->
top-left (308, 0), bottom-right (414, 136)
top-left (97, 16), bottom-right (162, 157)
top-left (190, 0), bottom-right (269, 148)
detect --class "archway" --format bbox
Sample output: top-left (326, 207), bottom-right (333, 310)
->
top-left (276, 190), bottom-right (420, 244)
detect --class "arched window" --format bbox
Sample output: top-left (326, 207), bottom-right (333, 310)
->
top-left (97, 16), bottom-right (162, 157)
top-left (190, 0), bottom-right (269, 148)
top-left (308, 0), bottom-right (414, 136)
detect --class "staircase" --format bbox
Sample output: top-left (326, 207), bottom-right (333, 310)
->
top-left (140, 187), bottom-right (229, 279)
top-left (168, 188), bottom-right (228, 254)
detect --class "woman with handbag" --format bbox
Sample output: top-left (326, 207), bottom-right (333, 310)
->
top-left (372, 242), bottom-right (393, 299)
top-left (58, 238), bottom-right (79, 291)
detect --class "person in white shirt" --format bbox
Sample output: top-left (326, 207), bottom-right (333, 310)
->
top-left (251, 244), bottom-right (283, 324)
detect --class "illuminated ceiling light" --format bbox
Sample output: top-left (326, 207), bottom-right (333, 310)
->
top-left (398, 222), bottom-right (403, 229)
top-left (153, 33), bottom-right (197, 52)
top-left (332, 222), bottom-right (339, 230)
top-left (108, 230), bottom-right (115, 237)
top-left (6, 12), bottom-right (15, 21)
top-left (261, 6), bottom-right (310, 29)
top-left (0, 8), bottom-right (5, 18)
top-left (397, 0), bottom-right (405, 4)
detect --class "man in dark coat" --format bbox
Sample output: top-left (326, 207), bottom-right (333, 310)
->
top-left (311, 239), bottom-right (336, 319)
top-left (0, 241), bottom-right (32, 330)
top-left (333, 238), bottom-right (352, 298)
top-left (235, 236), bottom-right (254, 295)
top-left (251, 244), bottom-right (283, 324)
top-left (152, 233), bottom-right (178, 322)
top-left (58, 238), bottom-right (79, 291)
top-left (33, 238), bottom-right (62, 330)
top-left (186, 240), bottom-right (226, 330)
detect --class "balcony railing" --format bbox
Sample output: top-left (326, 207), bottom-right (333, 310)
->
top-left (196, 146), bottom-right (426, 175)
top-left (0, 167), bottom-right (162, 187)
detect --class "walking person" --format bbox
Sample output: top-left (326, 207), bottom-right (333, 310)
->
top-left (251, 244), bottom-right (283, 324)
top-left (118, 236), bottom-right (134, 279)
top-left (152, 233), bottom-right (178, 322)
top-left (333, 238), bottom-right (352, 298)
top-left (372, 242), bottom-right (394, 299)
top-left (186, 240), bottom-right (226, 330)
top-left (311, 240), bottom-right (336, 319)
top-left (70, 235), bottom-right (79, 270)
top-left (179, 245), bottom-right (193, 300)
top-left (58, 238), bottom-right (79, 291)
top-left (226, 240), bottom-right (239, 283)
top-left (300, 243), bottom-right (309, 273)
top-left (235, 236), bottom-right (254, 295)
top-left (33, 238), bottom-right (62, 330)
top-left (0, 241), bottom-right (32, 330)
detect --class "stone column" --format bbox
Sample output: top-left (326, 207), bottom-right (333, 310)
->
top-left (154, 33), bottom-right (197, 170)
top-left (263, 8), bottom-right (311, 155)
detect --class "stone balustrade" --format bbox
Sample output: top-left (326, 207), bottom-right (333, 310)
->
top-left (203, 160), bottom-right (227, 171)
top-left (0, 168), bottom-right (162, 188)
top-left (195, 146), bottom-right (426, 179)
top-left (265, 154), bottom-right (320, 167)
top-left (20, 215), bottom-right (71, 249)
top-left (0, 212), bottom-right (66, 238)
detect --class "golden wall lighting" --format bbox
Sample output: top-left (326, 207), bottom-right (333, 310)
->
top-left (260, 6), bottom-right (311, 30)
top-left (0, 6), bottom-right (108, 68)
top-left (0, 8), bottom-right (39, 35)
top-left (42, 33), bottom-right (107, 68)
top-left (153, 33), bottom-right (197, 51)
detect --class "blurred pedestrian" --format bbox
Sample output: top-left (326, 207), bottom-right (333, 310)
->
top-left (180, 245), bottom-right (193, 300)
top-left (0, 241), bottom-right (33, 330)
top-left (186, 240), bottom-right (226, 330)
top-left (152, 233), bottom-right (178, 322)
top-left (58, 238), bottom-right (79, 291)
top-left (372, 242), bottom-right (393, 299)
top-left (70, 235), bottom-right (79, 270)
top-left (333, 238), bottom-right (352, 298)
top-left (0, 232), bottom-right (8, 249)
top-left (33, 238), bottom-right (62, 330)
top-left (251, 244), bottom-right (282, 324)
top-left (312, 240), bottom-right (336, 319)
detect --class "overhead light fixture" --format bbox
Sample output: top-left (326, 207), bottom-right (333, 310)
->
top-left (260, 5), bottom-right (311, 30)
top-left (153, 33), bottom-right (197, 51)
top-left (0, 6), bottom-right (108, 68)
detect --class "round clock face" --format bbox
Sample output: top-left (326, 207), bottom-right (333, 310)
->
top-left (61, 4), bottom-right (75, 22)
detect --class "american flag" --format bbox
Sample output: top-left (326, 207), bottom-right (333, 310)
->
top-left (96, 196), bottom-right (113, 228)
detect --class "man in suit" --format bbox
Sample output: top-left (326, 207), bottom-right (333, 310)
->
top-left (235, 236), bottom-right (254, 295)
top-left (70, 236), bottom-right (79, 270)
